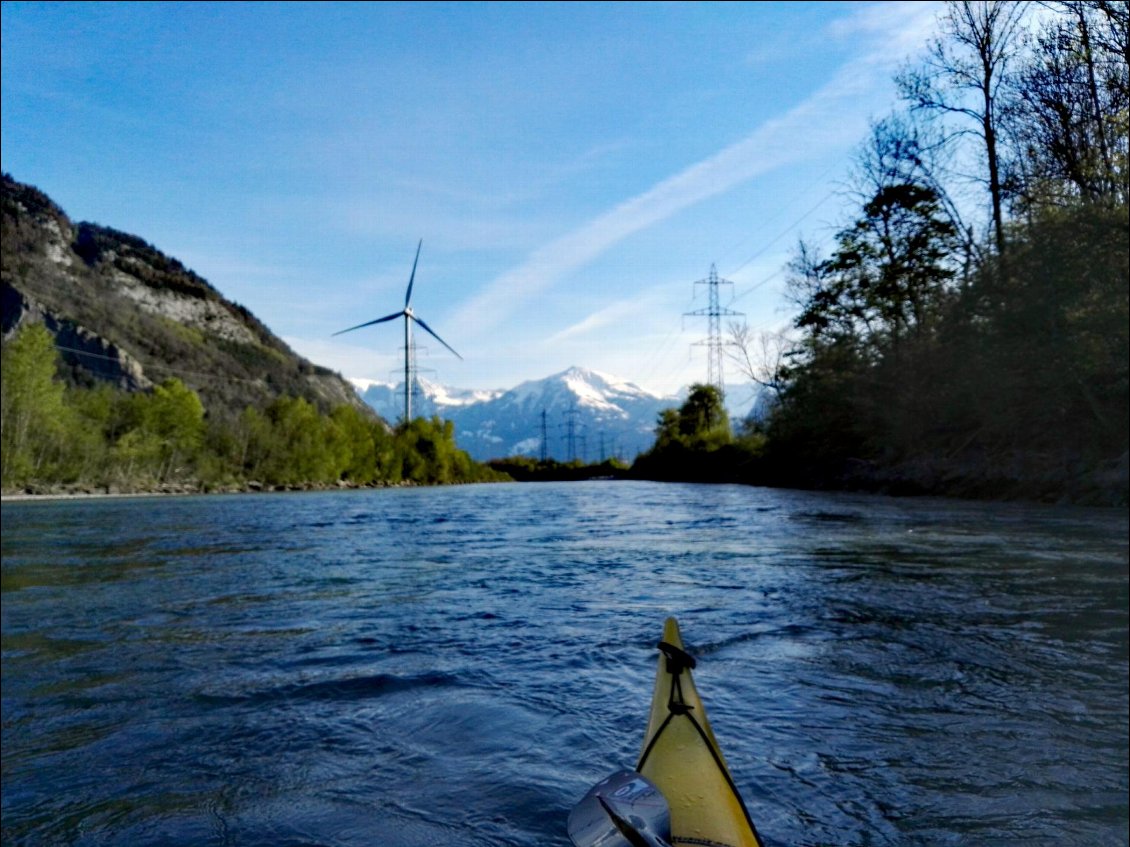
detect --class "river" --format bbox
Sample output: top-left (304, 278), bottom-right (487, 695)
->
top-left (2, 481), bottom-right (1127, 846)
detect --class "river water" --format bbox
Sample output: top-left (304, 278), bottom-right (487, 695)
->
top-left (1, 481), bottom-right (1127, 846)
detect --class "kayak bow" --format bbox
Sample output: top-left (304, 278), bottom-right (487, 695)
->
top-left (636, 617), bottom-right (763, 847)
top-left (568, 617), bottom-right (764, 847)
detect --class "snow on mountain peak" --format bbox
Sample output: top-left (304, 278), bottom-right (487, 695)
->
top-left (354, 365), bottom-right (679, 460)
top-left (353, 365), bottom-right (766, 462)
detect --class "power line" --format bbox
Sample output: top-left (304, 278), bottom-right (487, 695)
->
top-left (725, 188), bottom-right (839, 279)
top-left (635, 178), bottom-right (841, 394)
top-left (50, 342), bottom-right (266, 385)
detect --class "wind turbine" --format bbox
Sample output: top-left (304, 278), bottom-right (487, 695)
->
top-left (334, 240), bottom-right (462, 423)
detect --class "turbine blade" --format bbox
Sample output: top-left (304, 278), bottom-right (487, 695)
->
top-left (411, 315), bottom-right (462, 360)
top-left (405, 239), bottom-right (422, 308)
top-left (332, 311), bottom-right (402, 336)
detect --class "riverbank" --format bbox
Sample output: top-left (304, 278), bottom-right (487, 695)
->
top-left (815, 450), bottom-right (1130, 507)
top-left (0, 478), bottom-right (462, 502)
top-left (628, 445), bottom-right (1129, 508)
top-left (5, 448), bottom-right (1127, 507)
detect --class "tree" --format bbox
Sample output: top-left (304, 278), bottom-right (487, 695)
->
top-left (899, 1), bottom-right (1030, 258)
top-left (786, 174), bottom-right (959, 362)
top-left (653, 408), bottom-right (681, 451)
top-left (256, 396), bottom-right (348, 486)
top-left (142, 379), bottom-right (206, 481)
top-left (391, 416), bottom-right (488, 484)
top-left (677, 384), bottom-right (731, 446)
top-left (643, 384), bottom-right (731, 456)
top-left (65, 384), bottom-right (123, 483)
top-left (727, 322), bottom-right (791, 402)
top-left (1007, 0), bottom-right (1129, 209)
top-left (784, 240), bottom-right (865, 344)
top-left (825, 182), bottom-right (960, 350)
top-left (1, 324), bottom-right (68, 485)
top-left (762, 332), bottom-right (875, 469)
top-left (332, 405), bottom-right (382, 484)
top-left (634, 384), bottom-right (745, 482)
top-left (972, 201), bottom-right (1129, 455)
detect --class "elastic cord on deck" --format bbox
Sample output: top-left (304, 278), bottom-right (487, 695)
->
top-left (636, 637), bottom-right (765, 846)
top-left (657, 640), bottom-right (697, 674)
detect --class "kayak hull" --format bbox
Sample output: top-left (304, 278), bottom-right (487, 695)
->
top-left (636, 617), bottom-right (763, 847)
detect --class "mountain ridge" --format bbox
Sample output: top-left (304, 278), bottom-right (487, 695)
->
top-left (356, 366), bottom-right (767, 461)
top-left (1, 173), bottom-right (367, 419)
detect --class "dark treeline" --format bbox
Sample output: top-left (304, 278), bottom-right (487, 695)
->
top-left (487, 456), bottom-right (631, 482)
top-left (1, 323), bottom-right (504, 493)
top-left (632, 384), bottom-right (764, 483)
top-left (640, 1), bottom-right (1127, 504)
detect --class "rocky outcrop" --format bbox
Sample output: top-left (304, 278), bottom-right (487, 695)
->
top-left (2, 281), bottom-right (151, 391)
top-left (1, 172), bottom-right (371, 418)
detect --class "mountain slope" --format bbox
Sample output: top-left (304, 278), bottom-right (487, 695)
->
top-left (1, 173), bottom-right (366, 418)
top-left (360, 366), bottom-right (676, 461)
top-left (359, 368), bottom-right (772, 462)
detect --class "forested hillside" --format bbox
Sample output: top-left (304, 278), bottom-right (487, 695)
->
top-left (1, 175), bottom-right (503, 493)
top-left (2, 173), bottom-right (364, 415)
top-left (640, 1), bottom-right (1128, 504)
top-left (759, 0), bottom-right (1128, 503)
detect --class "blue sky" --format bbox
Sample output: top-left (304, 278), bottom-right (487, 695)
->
top-left (2, 1), bottom-right (942, 396)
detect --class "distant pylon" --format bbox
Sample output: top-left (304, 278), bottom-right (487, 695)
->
top-left (539, 409), bottom-right (549, 462)
top-left (685, 263), bottom-right (743, 396)
top-left (390, 336), bottom-right (422, 419)
top-left (561, 405), bottom-right (579, 462)
top-left (408, 338), bottom-right (423, 415)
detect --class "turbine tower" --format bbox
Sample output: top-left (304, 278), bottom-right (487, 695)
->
top-left (334, 240), bottom-right (462, 423)
top-left (685, 264), bottom-right (742, 396)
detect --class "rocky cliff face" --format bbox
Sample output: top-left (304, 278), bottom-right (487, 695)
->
top-left (2, 282), bottom-right (151, 391)
top-left (1, 173), bottom-right (368, 418)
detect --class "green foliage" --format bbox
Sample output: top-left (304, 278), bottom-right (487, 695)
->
top-left (392, 417), bottom-right (507, 485)
top-left (486, 455), bottom-right (627, 481)
top-left (249, 396), bottom-right (346, 486)
top-left (1, 324), bottom-right (70, 485)
top-left (964, 203), bottom-right (1129, 455)
top-left (678, 384), bottom-right (732, 447)
top-left (749, 2), bottom-right (1129, 502)
top-left (145, 379), bottom-right (207, 478)
top-left (634, 383), bottom-right (757, 482)
top-left (331, 404), bottom-right (383, 484)
top-left (650, 384), bottom-right (732, 452)
top-left (0, 324), bottom-right (501, 493)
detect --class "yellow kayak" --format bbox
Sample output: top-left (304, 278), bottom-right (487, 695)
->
top-left (636, 617), bottom-right (763, 847)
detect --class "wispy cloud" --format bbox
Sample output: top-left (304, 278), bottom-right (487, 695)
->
top-left (543, 296), bottom-right (654, 346)
top-left (449, 2), bottom-right (938, 339)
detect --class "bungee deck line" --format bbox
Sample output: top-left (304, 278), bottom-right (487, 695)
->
top-left (637, 624), bottom-right (764, 847)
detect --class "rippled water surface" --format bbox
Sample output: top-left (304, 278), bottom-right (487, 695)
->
top-left (2, 482), bottom-right (1127, 846)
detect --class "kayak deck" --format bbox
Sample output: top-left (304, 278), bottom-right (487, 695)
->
top-left (636, 617), bottom-right (763, 847)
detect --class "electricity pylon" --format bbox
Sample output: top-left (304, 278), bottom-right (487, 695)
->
top-left (685, 264), bottom-right (742, 396)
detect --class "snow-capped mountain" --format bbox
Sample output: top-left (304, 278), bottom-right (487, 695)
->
top-left (354, 366), bottom-right (770, 462)
top-left (354, 377), bottom-right (504, 420)
top-left (355, 367), bottom-right (672, 461)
